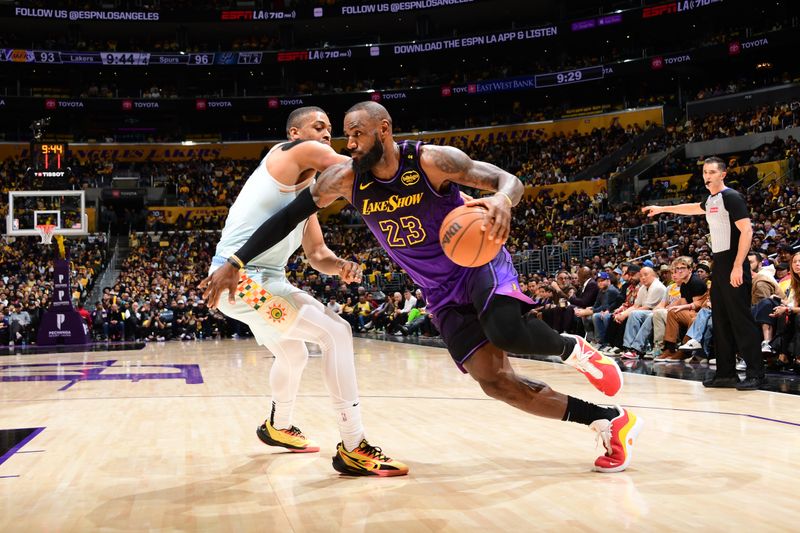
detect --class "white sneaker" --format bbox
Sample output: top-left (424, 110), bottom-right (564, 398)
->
top-left (761, 340), bottom-right (773, 353)
top-left (735, 358), bottom-right (747, 371)
top-left (679, 338), bottom-right (702, 351)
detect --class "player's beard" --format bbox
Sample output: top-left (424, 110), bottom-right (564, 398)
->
top-left (352, 134), bottom-right (384, 174)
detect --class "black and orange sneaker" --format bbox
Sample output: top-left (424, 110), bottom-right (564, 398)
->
top-left (563, 334), bottom-right (624, 397)
top-left (257, 421), bottom-right (320, 453)
top-left (332, 439), bottom-right (409, 477)
top-left (589, 407), bottom-right (643, 473)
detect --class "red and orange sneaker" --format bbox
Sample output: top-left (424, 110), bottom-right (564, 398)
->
top-left (589, 407), bottom-right (643, 473)
top-left (332, 439), bottom-right (409, 477)
top-left (563, 334), bottom-right (624, 397)
top-left (257, 421), bottom-right (320, 453)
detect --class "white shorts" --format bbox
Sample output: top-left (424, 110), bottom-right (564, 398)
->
top-left (210, 264), bottom-right (320, 347)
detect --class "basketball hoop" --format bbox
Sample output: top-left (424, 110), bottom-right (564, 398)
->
top-left (35, 224), bottom-right (57, 245)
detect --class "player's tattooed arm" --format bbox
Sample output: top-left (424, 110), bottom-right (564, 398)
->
top-left (421, 145), bottom-right (523, 206)
top-left (309, 161), bottom-right (356, 206)
top-left (421, 145), bottom-right (522, 243)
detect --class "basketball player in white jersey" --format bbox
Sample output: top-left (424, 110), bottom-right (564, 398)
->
top-left (201, 107), bottom-right (407, 476)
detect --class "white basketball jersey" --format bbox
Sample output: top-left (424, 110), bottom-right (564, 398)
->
top-left (215, 144), bottom-right (311, 279)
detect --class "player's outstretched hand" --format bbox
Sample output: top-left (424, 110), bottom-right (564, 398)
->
top-left (199, 262), bottom-right (240, 309)
top-left (339, 260), bottom-right (363, 284)
top-left (465, 193), bottom-right (511, 244)
top-left (641, 205), bottom-right (663, 217)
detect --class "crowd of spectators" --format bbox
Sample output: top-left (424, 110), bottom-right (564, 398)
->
top-left (91, 230), bottom-right (226, 342)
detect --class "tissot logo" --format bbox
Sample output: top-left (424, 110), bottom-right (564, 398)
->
top-left (45, 99), bottom-right (57, 109)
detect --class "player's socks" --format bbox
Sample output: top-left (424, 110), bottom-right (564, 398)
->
top-left (270, 399), bottom-right (294, 431)
top-left (561, 395), bottom-right (619, 426)
top-left (332, 439), bottom-right (409, 477)
top-left (560, 335), bottom-right (577, 359)
top-left (335, 402), bottom-right (366, 452)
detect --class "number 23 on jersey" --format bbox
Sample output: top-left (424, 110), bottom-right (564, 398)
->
top-left (378, 216), bottom-right (427, 248)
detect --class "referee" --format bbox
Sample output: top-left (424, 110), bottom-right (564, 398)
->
top-left (643, 156), bottom-right (764, 390)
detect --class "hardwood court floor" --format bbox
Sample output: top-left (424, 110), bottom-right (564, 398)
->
top-left (1, 337), bottom-right (799, 532)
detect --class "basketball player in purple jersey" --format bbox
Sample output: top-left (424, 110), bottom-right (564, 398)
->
top-left (204, 102), bottom-right (642, 473)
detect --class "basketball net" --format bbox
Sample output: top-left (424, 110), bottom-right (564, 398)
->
top-left (35, 224), bottom-right (57, 246)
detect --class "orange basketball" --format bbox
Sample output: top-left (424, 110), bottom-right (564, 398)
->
top-left (439, 205), bottom-right (503, 267)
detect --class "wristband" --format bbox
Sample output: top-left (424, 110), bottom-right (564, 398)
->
top-left (496, 191), bottom-right (514, 206)
top-left (227, 254), bottom-right (244, 270)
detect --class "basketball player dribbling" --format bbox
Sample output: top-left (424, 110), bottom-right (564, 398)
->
top-left (204, 102), bottom-right (642, 473)
top-left (199, 106), bottom-right (407, 477)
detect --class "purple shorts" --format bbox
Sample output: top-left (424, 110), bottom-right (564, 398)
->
top-left (426, 248), bottom-right (532, 372)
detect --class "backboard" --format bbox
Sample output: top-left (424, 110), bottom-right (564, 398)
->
top-left (6, 190), bottom-right (88, 238)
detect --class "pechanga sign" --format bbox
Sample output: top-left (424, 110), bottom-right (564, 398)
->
top-left (37, 258), bottom-right (88, 345)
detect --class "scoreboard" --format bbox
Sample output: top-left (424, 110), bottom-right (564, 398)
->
top-left (29, 141), bottom-right (70, 185)
top-left (31, 142), bottom-right (66, 172)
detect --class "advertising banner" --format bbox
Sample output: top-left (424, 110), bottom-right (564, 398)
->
top-left (37, 258), bottom-right (89, 345)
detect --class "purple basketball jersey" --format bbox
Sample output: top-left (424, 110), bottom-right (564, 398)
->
top-left (352, 141), bottom-right (528, 314)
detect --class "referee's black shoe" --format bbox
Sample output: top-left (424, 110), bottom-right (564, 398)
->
top-left (702, 375), bottom-right (740, 388)
top-left (735, 376), bottom-right (766, 391)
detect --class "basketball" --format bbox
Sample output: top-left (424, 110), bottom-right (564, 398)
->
top-left (439, 205), bottom-right (503, 267)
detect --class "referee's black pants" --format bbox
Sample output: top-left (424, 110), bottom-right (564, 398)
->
top-left (710, 253), bottom-right (764, 379)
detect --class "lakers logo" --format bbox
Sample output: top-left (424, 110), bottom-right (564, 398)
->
top-left (400, 170), bottom-right (420, 186)
top-left (269, 303), bottom-right (287, 323)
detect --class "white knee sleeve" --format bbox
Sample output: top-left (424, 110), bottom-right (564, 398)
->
top-left (284, 296), bottom-right (359, 405)
top-left (284, 293), bottom-right (365, 449)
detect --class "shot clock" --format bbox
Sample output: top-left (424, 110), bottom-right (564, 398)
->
top-left (28, 141), bottom-right (71, 187)
top-left (31, 142), bottom-right (67, 173)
